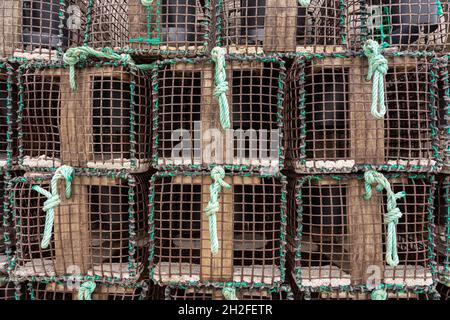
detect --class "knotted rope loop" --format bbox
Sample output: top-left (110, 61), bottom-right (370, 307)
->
top-left (204, 166), bottom-right (231, 256)
top-left (222, 287), bottom-right (238, 300)
top-left (298, 0), bottom-right (310, 7)
top-left (363, 40), bottom-right (388, 119)
top-left (78, 281), bottom-right (96, 300)
top-left (363, 170), bottom-right (406, 267)
top-left (211, 47), bottom-right (231, 130)
top-left (32, 165), bottom-right (75, 249)
top-left (371, 288), bottom-right (388, 300)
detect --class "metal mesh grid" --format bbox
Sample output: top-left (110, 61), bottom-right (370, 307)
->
top-left (154, 56), bottom-right (284, 172)
top-left (435, 176), bottom-right (450, 284)
top-left (0, 63), bottom-right (16, 167)
top-left (0, 281), bottom-right (20, 300)
top-left (18, 63), bottom-right (152, 172)
top-left (10, 171), bottom-right (150, 282)
top-left (0, 0), bottom-right (86, 61)
top-left (347, 0), bottom-right (450, 52)
top-left (284, 54), bottom-right (438, 173)
top-left (436, 282), bottom-right (450, 300)
top-left (149, 171), bottom-right (286, 287)
top-left (216, 0), bottom-right (346, 54)
top-left (87, 0), bottom-right (210, 56)
top-left (439, 55), bottom-right (450, 171)
top-left (286, 174), bottom-right (435, 293)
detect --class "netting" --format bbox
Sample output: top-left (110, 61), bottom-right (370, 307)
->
top-left (153, 55), bottom-right (285, 172)
top-left (0, 281), bottom-right (21, 300)
top-left (18, 62), bottom-right (152, 172)
top-left (86, 0), bottom-right (211, 57)
top-left (10, 171), bottom-right (150, 282)
top-left (284, 53), bottom-right (439, 173)
top-left (286, 174), bottom-right (436, 296)
top-left (435, 176), bottom-right (450, 285)
top-left (149, 171), bottom-right (286, 287)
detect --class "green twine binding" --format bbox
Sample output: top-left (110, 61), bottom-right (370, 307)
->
top-left (32, 165), bottom-right (74, 249)
top-left (211, 47), bottom-right (231, 130)
top-left (436, 1), bottom-right (444, 16)
top-left (78, 281), bottom-right (96, 300)
top-left (363, 170), bottom-right (406, 267)
top-left (371, 288), bottom-right (388, 300)
top-left (363, 40), bottom-right (388, 119)
top-left (222, 287), bottom-right (238, 300)
top-left (298, 0), bottom-right (310, 6)
top-left (204, 166), bottom-right (231, 256)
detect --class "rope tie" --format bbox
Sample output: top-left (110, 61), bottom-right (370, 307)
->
top-left (363, 170), bottom-right (406, 267)
top-left (222, 287), bottom-right (238, 300)
top-left (436, 1), bottom-right (444, 16)
top-left (371, 288), bottom-right (388, 300)
top-left (204, 166), bottom-right (231, 256)
top-left (298, 0), bottom-right (310, 7)
top-left (363, 40), bottom-right (388, 119)
top-left (78, 281), bottom-right (96, 300)
top-left (211, 47), bottom-right (231, 130)
top-left (32, 165), bottom-right (74, 249)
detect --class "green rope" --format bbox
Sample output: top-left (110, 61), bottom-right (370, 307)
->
top-left (32, 165), bottom-right (74, 249)
top-left (211, 47), bottom-right (231, 130)
top-left (371, 288), bottom-right (388, 300)
top-left (78, 281), bottom-right (96, 300)
top-left (222, 287), bottom-right (238, 300)
top-left (298, 0), bottom-right (310, 6)
top-left (363, 40), bottom-right (388, 119)
top-left (204, 166), bottom-right (231, 256)
top-left (436, 1), bottom-right (444, 16)
top-left (363, 170), bottom-right (406, 267)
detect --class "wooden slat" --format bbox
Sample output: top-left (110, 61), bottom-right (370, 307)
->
top-left (263, 0), bottom-right (297, 52)
top-left (0, 1), bottom-right (22, 57)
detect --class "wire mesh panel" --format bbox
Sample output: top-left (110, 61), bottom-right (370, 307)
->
top-left (0, 281), bottom-right (21, 300)
top-left (216, 0), bottom-right (347, 54)
top-left (439, 55), bottom-right (450, 172)
top-left (149, 171), bottom-right (286, 287)
top-left (284, 53), bottom-right (438, 173)
top-left (0, 0), bottom-right (87, 61)
top-left (0, 63), bottom-right (16, 168)
top-left (347, 0), bottom-right (450, 52)
top-left (436, 282), bottom-right (450, 300)
top-left (286, 174), bottom-right (436, 298)
top-left (10, 171), bottom-right (150, 282)
top-left (154, 56), bottom-right (284, 172)
top-left (18, 63), bottom-right (152, 172)
top-left (435, 176), bottom-right (450, 285)
top-left (87, 0), bottom-right (210, 57)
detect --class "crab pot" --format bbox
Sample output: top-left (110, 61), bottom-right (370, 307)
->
top-left (435, 177), bottom-right (450, 284)
top-left (286, 174), bottom-right (435, 298)
top-left (154, 56), bottom-right (284, 171)
top-left (87, 0), bottom-right (209, 57)
top-left (10, 171), bottom-right (150, 282)
top-left (149, 171), bottom-right (286, 287)
top-left (25, 281), bottom-right (150, 300)
top-left (284, 54), bottom-right (437, 173)
top-left (19, 63), bottom-right (152, 172)
top-left (218, 0), bottom-right (345, 54)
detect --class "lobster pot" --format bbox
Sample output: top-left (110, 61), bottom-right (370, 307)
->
top-left (154, 56), bottom-right (284, 172)
top-left (164, 285), bottom-right (292, 300)
top-left (218, 0), bottom-right (346, 54)
top-left (10, 172), bottom-right (150, 282)
top-left (284, 54), bottom-right (437, 173)
top-left (347, 0), bottom-right (450, 52)
top-left (87, 0), bottom-right (209, 57)
top-left (0, 1), bottom-right (86, 61)
top-left (150, 171), bottom-right (286, 287)
top-left (25, 281), bottom-right (150, 300)
top-left (435, 177), bottom-right (450, 284)
top-left (19, 63), bottom-right (152, 172)
top-left (286, 174), bottom-right (435, 297)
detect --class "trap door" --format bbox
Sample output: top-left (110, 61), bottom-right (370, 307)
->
top-left (263, 0), bottom-right (297, 52)
top-left (128, 0), bottom-right (161, 47)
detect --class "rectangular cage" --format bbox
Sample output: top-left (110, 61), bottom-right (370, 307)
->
top-left (149, 171), bottom-right (286, 287)
top-left (435, 176), bottom-right (450, 285)
top-left (10, 171), bottom-right (150, 282)
top-left (18, 63), bottom-right (152, 172)
top-left (286, 174), bottom-right (436, 297)
top-left (153, 56), bottom-right (285, 172)
top-left (86, 0), bottom-right (211, 57)
top-left (216, 0), bottom-right (347, 54)
top-left (0, 0), bottom-right (87, 61)
top-left (284, 53), bottom-right (439, 173)
top-left (163, 284), bottom-right (292, 300)
top-left (0, 63), bottom-right (17, 168)
top-left (347, 0), bottom-right (450, 52)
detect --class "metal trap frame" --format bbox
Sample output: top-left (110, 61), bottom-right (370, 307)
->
top-left (85, 0), bottom-right (211, 58)
top-left (435, 176), bottom-right (450, 287)
top-left (438, 54), bottom-right (450, 173)
top-left (17, 61), bottom-right (153, 172)
top-left (284, 51), bottom-right (440, 173)
top-left (149, 170), bottom-right (287, 288)
top-left (9, 169), bottom-right (151, 283)
top-left (0, 63), bottom-right (16, 169)
top-left (286, 173), bottom-right (437, 299)
top-left (152, 54), bottom-right (285, 173)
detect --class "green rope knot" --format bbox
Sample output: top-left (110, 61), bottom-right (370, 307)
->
top-left (363, 170), bottom-right (406, 267)
top-left (436, 1), bottom-right (444, 16)
top-left (78, 281), bottom-right (96, 300)
top-left (371, 288), bottom-right (388, 300)
top-left (204, 166), bottom-right (231, 256)
top-left (298, 0), bottom-right (310, 7)
top-left (32, 165), bottom-right (74, 249)
top-left (363, 40), bottom-right (388, 119)
top-left (222, 287), bottom-right (238, 300)
top-left (211, 47), bottom-right (231, 130)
